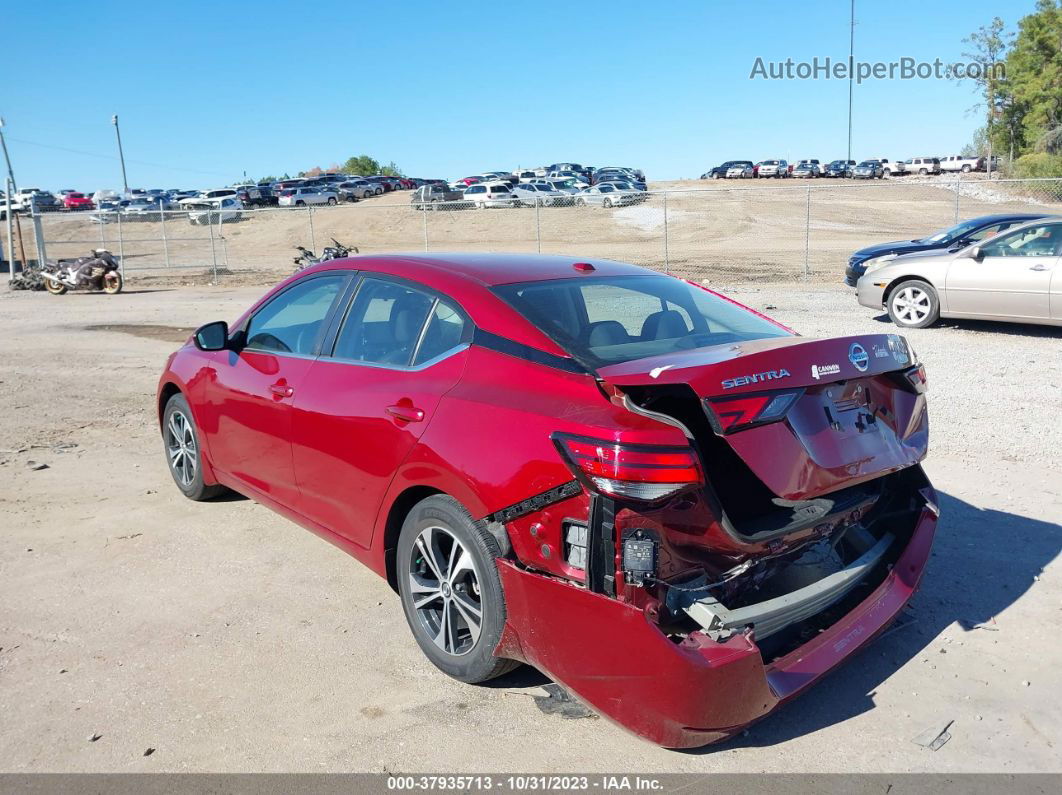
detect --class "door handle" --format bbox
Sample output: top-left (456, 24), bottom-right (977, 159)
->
top-left (386, 404), bottom-right (425, 423)
top-left (1029, 264), bottom-right (1049, 271)
top-left (269, 382), bottom-right (294, 398)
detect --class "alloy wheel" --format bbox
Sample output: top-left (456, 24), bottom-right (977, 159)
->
top-left (891, 286), bottom-right (931, 324)
top-left (166, 410), bottom-right (197, 487)
top-left (407, 526), bottom-right (483, 656)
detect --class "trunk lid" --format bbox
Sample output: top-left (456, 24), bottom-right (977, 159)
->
top-left (601, 333), bottom-right (927, 502)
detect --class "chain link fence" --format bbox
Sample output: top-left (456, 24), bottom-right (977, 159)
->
top-left (14, 176), bottom-right (1062, 287)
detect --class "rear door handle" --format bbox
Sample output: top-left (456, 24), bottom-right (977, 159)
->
top-left (386, 404), bottom-right (425, 423)
top-left (269, 382), bottom-right (294, 398)
top-left (1029, 264), bottom-right (1049, 271)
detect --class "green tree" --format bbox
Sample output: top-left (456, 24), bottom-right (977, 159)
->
top-left (1004, 0), bottom-right (1062, 156)
top-left (959, 17), bottom-right (1012, 167)
top-left (343, 155), bottom-right (382, 176)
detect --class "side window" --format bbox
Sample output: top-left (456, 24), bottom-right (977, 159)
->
top-left (965, 223), bottom-right (1007, 243)
top-left (245, 274), bottom-right (346, 355)
top-left (333, 278), bottom-right (433, 366)
top-left (980, 224), bottom-right (1062, 258)
top-left (414, 299), bottom-right (467, 365)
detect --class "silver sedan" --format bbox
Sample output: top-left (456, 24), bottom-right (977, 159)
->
top-left (856, 217), bottom-right (1062, 328)
top-left (574, 184), bottom-right (640, 208)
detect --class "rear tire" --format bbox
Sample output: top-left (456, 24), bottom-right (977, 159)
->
top-left (45, 278), bottom-right (67, 295)
top-left (961, 164), bottom-right (972, 173)
top-left (327, 197), bottom-right (337, 206)
top-left (396, 495), bottom-right (519, 684)
top-left (603, 198), bottom-right (613, 208)
top-left (887, 279), bottom-right (940, 329)
top-left (163, 393), bottom-right (227, 501)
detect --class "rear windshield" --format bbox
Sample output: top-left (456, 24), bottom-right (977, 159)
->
top-left (494, 275), bottom-right (791, 367)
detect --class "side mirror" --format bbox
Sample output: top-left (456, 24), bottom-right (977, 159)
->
top-left (194, 320), bottom-right (229, 351)
top-left (969, 246), bottom-right (985, 262)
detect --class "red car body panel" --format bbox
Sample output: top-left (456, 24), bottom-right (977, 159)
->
top-left (157, 253), bottom-right (935, 747)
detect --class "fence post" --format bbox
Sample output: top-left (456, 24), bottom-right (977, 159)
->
top-left (160, 203), bottom-right (170, 268)
top-left (662, 191), bottom-right (670, 273)
top-left (307, 204), bottom-right (316, 252)
top-left (535, 197), bottom-right (542, 253)
top-left (216, 210), bottom-right (230, 273)
top-left (804, 184), bottom-right (812, 279)
top-left (422, 202), bottom-right (429, 252)
top-left (4, 178), bottom-right (14, 281)
top-left (954, 175), bottom-right (961, 223)
top-left (31, 207), bottom-right (46, 268)
top-left (115, 205), bottom-right (125, 275)
top-left (206, 212), bottom-right (219, 283)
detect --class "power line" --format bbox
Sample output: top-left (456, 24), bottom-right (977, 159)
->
top-left (6, 136), bottom-right (230, 178)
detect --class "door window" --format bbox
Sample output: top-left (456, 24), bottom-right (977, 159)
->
top-left (333, 278), bottom-right (434, 365)
top-left (979, 224), bottom-right (1062, 257)
top-left (245, 274), bottom-right (346, 355)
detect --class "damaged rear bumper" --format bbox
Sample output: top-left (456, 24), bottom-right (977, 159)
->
top-left (495, 489), bottom-right (938, 748)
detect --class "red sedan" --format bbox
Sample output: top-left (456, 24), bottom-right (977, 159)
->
top-left (63, 193), bottom-right (94, 210)
top-left (157, 253), bottom-right (936, 747)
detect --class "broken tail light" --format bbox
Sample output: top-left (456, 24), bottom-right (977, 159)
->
top-left (552, 433), bottom-right (703, 502)
top-left (704, 389), bottom-right (803, 435)
top-left (904, 364), bottom-right (928, 394)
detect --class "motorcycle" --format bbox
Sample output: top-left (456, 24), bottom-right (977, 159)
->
top-left (40, 249), bottom-right (123, 296)
top-left (293, 238), bottom-right (358, 272)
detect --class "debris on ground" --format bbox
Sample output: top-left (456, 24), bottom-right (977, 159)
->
top-left (959, 618), bottom-right (1000, 632)
top-left (25, 460), bottom-right (49, 471)
top-left (531, 684), bottom-right (596, 720)
top-left (8, 268), bottom-right (45, 291)
top-left (88, 733), bottom-right (102, 743)
top-left (143, 748), bottom-right (155, 757)
top-left (912, 720), bottom-right (954, 751)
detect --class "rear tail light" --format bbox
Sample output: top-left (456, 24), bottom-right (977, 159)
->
top-left (552, 433), bottom-right (703, 502)
top-left (904, 364), bottom-right (928, 393)
top-left (704, 389), bottom-right (803, 435)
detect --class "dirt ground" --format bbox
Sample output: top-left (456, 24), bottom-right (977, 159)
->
top-left (0, 281), bottom-right (1059, 773)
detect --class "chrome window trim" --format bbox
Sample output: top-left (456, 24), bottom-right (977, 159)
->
top-left (327, 342), bottom-right (470, 373)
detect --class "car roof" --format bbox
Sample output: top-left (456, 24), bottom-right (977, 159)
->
top-left (967, 212), bottom-right (1055, 224)
top-left (315, 252), bottom-right (654, 287)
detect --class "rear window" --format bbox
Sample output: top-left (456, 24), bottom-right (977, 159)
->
top-left (494, 275), bottom-right (791, 367)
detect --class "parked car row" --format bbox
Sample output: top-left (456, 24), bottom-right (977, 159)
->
top-left (700, 154), bottom-right (999, 181)
top-left (409, 164), bottom-right (648, 210)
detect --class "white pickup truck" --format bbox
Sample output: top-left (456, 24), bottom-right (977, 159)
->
top-left (939, 155), bottom-right (983, 173)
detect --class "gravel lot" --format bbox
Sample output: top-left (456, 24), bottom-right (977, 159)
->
top-left (0, 281), bottom-right (1059, 773)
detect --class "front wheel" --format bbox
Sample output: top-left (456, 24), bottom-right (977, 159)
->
top-left (919, 168), bottom-right (928, 175)
top-left (163, 393), bottom-right (227, 501)
top-left (887, 280), bottom-right (940, 328)
top-left (102, 271), bottom-right (123, 294)
top-left (396, 495), bottom-right (519, 683)
top-left (603, 198), bottom-right (613, 208)
top-left (327, 197), bottom-right (337, 206)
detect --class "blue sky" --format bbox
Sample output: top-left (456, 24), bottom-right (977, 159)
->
top-left (4, 0), bottom-right (1036, 190)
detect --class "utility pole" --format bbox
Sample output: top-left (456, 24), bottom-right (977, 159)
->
top-left (112, 114), bottom-right (129, 195)
top-left (0, 117), bottom-right (16, 193)
top-left (846, 0), bottom-right (855, 169)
